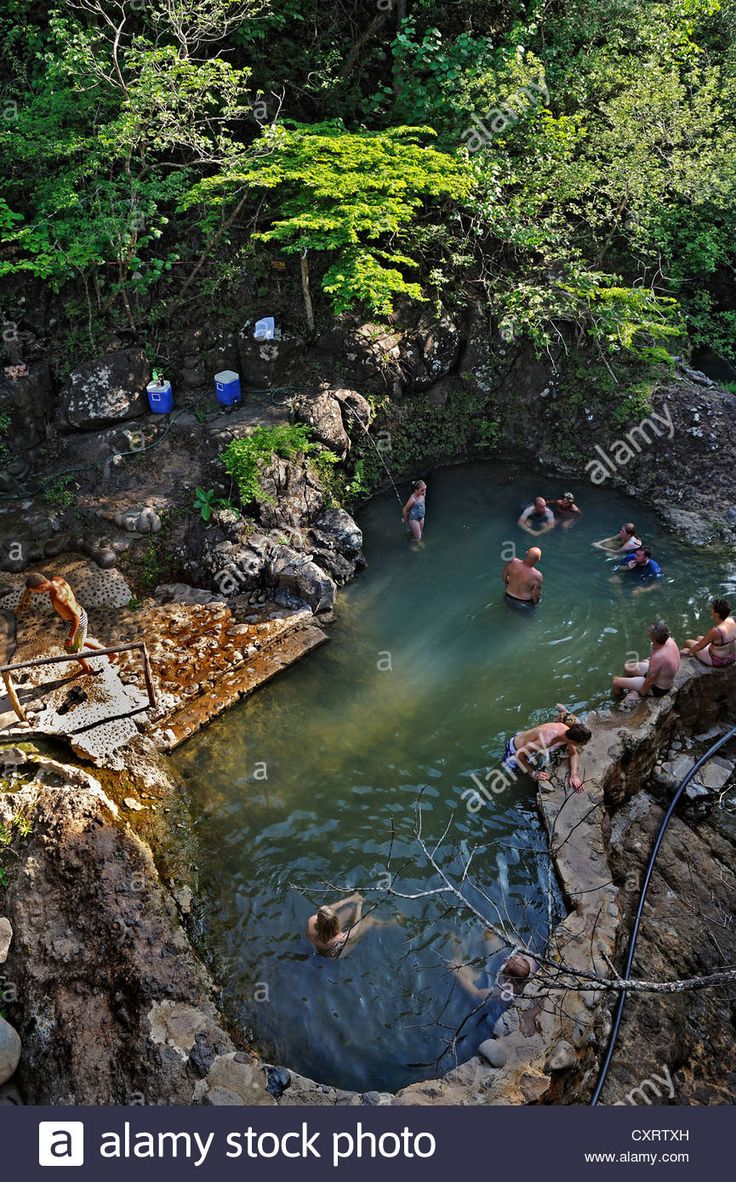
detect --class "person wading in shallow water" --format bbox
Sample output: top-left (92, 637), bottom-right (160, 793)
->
top-left (681, 597), bottom-right (736, 667)
top-left (402, 479), bottom-right (427, 543)
top-left (17, 572), bottom-right (112, 677)
top-left (502, 546), bottom-right (543, 607)
top-left (448, 947), bottom-right (539, 1002)
top-left (306, 893), bottom-right (393, 958)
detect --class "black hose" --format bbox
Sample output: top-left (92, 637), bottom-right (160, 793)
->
top-left (590, 720), bottom-right (736, 1105)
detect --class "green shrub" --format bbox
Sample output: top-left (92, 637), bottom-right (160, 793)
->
top-left (42, 474), bottom-right (75, 509)
top-left (221, 423), bottom-right (323, 506)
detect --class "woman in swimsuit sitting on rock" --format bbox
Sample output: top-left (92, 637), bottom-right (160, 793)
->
top-left (681, 598), bottom-right (736, 667)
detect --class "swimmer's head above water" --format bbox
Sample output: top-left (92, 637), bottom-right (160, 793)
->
top-left (315, 906), bottom-right (340, 942)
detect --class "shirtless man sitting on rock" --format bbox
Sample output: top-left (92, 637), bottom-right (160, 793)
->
top-left (612, 620), bottom-right (680, 703)
top-left (502, 546), bottom-right (543, 608)
top-left (17, 572), bottom-right (112, 677)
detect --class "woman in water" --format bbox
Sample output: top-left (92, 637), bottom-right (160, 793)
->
top-left (592, 522), bottom-right (642, 554)
top-left (681, 598), bottom-right (736, 667)
top-left (402, 479), bottom-right (427, 542)
top-left (306, 893), bottom-right (390, 958)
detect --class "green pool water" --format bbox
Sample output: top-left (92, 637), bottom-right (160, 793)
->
top-left (174, 461), bottom-right (734, 1093)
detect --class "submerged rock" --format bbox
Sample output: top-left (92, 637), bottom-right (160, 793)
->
top-left (0, 1019), bottom-right (21, 1086)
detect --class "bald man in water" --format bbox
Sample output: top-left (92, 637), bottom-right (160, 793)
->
top-left (502, 546), bottom-right (543, 607)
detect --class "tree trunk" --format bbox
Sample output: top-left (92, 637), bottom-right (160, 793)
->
top-left (301, 249), bottom-right (316, 338)
top-left (392, 2), bottom-right (408, 104)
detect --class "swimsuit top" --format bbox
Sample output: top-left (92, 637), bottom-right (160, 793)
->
top-left (712, 620), bottom-right (736, 658)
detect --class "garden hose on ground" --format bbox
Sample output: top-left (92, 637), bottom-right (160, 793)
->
top-left (0, 383), bottom-right (409, 511)
top-left (590, 721), bottom-right (736, 1105)
top-left (0, 386), bottom-right (303, 504)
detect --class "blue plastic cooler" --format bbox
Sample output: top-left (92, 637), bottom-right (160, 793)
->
top-left (146, 379), bottom-right (174, 414)
top-left (214, 369), bottom-right (241, 407)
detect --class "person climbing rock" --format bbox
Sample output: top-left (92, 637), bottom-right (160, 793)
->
top-left (502, 546), bottom-right (544, 607)
top-left (402, 479), bottom-right (427, 543)
top-left (17, 572), bottom-right (112, 677)
top-left (503, 718), bottom-right (591, 792)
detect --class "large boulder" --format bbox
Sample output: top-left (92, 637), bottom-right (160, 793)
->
top-left (293, 390), bottom-right (350, 457)
top-left (308, 508), bottom-right (365, 585)
top-left (313, 322), bottom-right (403, 392)
top-left (59, 348), bottom-right (149, 430)
top-left (332, 388), bottom-right (373, 434)
top-left (273, 551), bottom-right (337, 614)
top-left (403, 312), bottom-right (462, 391)
top-left (237, 325), bottom-right (305, 389)
top-left (0, 362), bottom-right (53, 456)
top-left (257, 457), bottom-right (325, 530)
top-left (309, 508), bottom-right (364, 565)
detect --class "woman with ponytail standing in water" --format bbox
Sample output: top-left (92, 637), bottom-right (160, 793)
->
top-left (402, 479), bottom-right (427, 543)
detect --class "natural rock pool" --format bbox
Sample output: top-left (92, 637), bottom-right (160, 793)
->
top-left (174, 461), bottom-right (733, 1094)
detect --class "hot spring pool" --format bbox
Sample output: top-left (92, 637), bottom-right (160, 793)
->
top-left (174, 462), bottom-right (733, 1092)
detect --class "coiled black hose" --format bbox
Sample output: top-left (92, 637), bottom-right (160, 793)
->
top-left (590, 721), bottom-right (736, 1105)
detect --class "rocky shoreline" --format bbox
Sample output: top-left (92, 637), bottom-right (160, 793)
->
top-left (1, 659), bottom-right (733, 1106)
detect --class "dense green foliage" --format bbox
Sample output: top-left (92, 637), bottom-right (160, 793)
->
top-left (1, 0), bottom-right (735, 360)
top-left (221, 422), bottom-right (326, 505)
